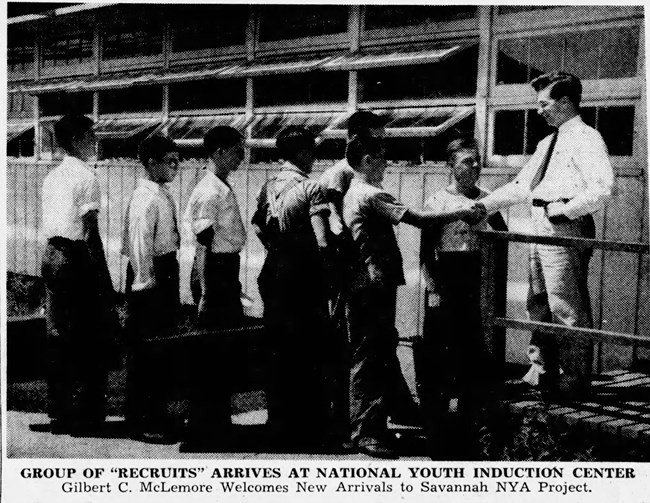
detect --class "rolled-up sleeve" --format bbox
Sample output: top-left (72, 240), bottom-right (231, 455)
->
top-left (77, 176), bottom-right (101, 216)
top-left (307, 183), bottom-right (330, 217)
top-left (191, 194), bottom-right (218, 235)
top-left (370, 191), bottom-right (408, 224)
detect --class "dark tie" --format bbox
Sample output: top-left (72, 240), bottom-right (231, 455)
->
top-left (530, 129), bottom-right (558, 191)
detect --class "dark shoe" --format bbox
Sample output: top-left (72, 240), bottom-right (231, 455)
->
top-left (29, 420), bottom-right (71, 435)
top-left (356, 437), bottom-right (398, 459)
top-left (70, 421), bottom-right (106, 438)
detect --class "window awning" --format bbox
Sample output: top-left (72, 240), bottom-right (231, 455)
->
top-left (94, 118), bottom-right (162, 139)
top-left (323, 44), bottom-right (471, 71)
top-left (9, 45), bottom-right (474, 95)
top-left (251, 111), bottom-right (348, 140)
top-left (326, 106), bottom-right (475, 138)
top-left (7, 122), bottom-right (34, 142)
top-left (160, 115), bottom-right (250, 143)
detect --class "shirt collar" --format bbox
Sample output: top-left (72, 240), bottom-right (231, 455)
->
top-left (558, 114), bottom-right (583, 134)
top-left (203, 169), bottom-right (231, 191)
top-left (137, 177), bottom-right (167, 193)
top-left (280, 161), bottom-right (309, 178)
top-left (63, 155), bottom-right (95, 175)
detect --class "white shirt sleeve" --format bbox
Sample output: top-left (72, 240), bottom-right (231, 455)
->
top-left (77, 175), bottom-right (101, 216)
top-left (480, 139), bottom-right (548, 214)
top-left (191, 193), bottom-right (219, 236)
top-left (562, 130), bottom-right (614, 219)
top-left (129, 202), bottom-right (157, 292)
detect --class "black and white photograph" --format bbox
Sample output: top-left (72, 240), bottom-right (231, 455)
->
top-left (3, 2), bottom-right (649, 498)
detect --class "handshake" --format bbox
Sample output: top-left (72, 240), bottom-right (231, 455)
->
top-left (460, 201), bottom-right (487, 225)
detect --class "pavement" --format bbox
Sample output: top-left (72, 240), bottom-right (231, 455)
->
top-left (6, 411), bottom-right (428, 460)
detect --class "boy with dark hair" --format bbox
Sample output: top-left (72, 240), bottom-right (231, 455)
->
top-left (252, 126), bottom-right (334, 450)
top-left (122, 134), bottom-right (181, 443)
top-left (343, 134), bottom-right (482, 458)
top-left (181, 126), bottom-right (246, 451)
top-left (418, 136), bottom-right (507, 459)
top-left (40, 114), bottom-right (116, 436)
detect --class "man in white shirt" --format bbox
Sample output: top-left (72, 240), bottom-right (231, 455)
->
top-left (478, 72), bottom-right (614, 395)
top-left (122, 135), bottom-right (181, 443)
top-left (40, 114), bottom-right (116, 436)
top-left (181, 126), bottom-right (246, 452)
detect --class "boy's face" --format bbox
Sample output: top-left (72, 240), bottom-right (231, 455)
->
top-left (451, 149), bottom-right (480, 189)
top-left (72, 129), bottom-right (97, 161)
top-left (217, 140), bottom-right (245, 173)
top-left (366, 146), bottom-right (387, 183)
top-left (148, 151), bottom-right (179, 183)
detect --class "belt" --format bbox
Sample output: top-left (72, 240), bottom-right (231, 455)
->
top-left (48, 236), bottom-right (85, 247)
top-left (531, 198), bottom-right (571, 208)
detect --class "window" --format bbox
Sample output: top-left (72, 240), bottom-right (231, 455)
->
top-left (497, 26), bottom-right (640, 84)
top-left (42, 31), bottom-right (93, 67)
top-left (251, 112), bottom-right (345, 140)
top-left (365, 6), bottom-right (477, 30)
top-left (254, 72), bottom-right (348, 106)
top-left (493, 106), bottom-right (635, 156)
top-left (40, 91), bottom-right (94, 117)
top-left (169, 79), bottom-right (246, 111)
top-left (99, 86), bottom-right (162, 114)
top-left (258, 5), bottom-right (348, 42)
top-left (7, 30), bottom-right (33, 72)
top-left (170, 5), bottom-right (247, 53)
top-left (8, 93), bottom-right (34, 116)
top-left (7, 128), bottom-right (35, 157)
top-left (102, 8), bottom-right (163, 60)
top-left (360, 45), bottom-right (478, 101)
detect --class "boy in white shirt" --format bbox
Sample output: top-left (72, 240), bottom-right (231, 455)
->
top-left (122, 135), bottom-right (180, 443)
top-left (181, 126), bottom-right (246, 452)
top-left (40, 114), bottom-right (116, 436)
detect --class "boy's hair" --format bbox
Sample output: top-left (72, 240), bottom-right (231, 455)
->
top-left (54, 114), bottom-right (94, 153)
top-left (347, 111), bottom-right (388, 138)
top-left (138, 135), bottom-right (179, 167)
top-left (203, 126), bottom-right (243, 156)
top-left (346, 134), bottom-right (386, 169)
top-left (530, 71), bottom-right (582, 108)
top-left (276, 126), bottom-right (315, 161)
top-left (446, 137), bottom-right (479, 164)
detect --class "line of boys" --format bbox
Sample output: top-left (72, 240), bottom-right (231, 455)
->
top-left (38, 113), bottom-right (482, 455)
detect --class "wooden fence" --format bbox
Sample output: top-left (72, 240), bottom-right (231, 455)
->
top-left (6, 158), bottom-right (649, 368)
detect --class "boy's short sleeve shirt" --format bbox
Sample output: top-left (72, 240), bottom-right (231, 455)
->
top-left (184, 169), bottom-right (246, 253)
top-left (343, 178), bottom-right (407, 286)
top-left (42, 155), bottom-right (102, 240)
top-left (319, 159), bottom-right (355, 196)
top-left (122, 178), bottom-right (180, 291)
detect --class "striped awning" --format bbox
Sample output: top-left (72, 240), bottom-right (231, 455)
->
top-left (160, 115), bottom-right (250, 142)
top-left (93, 117), bottom-right (162, 139)
top-left (9, 43), bottom-right (474, 95)
top-left (7, 122), bottom-right (33, 142)
top-left (250, 111), bottom-right (348, 139)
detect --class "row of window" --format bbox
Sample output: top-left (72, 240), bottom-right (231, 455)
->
top-left (9, 104), bottom-right (635, 160)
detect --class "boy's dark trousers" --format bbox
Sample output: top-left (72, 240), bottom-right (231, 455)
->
top-left (347, 284), bottom-right (410, 443)
top-left (42, 237), bottom-right (110, 430)
top-left (185, 250), bottom-right (243, 445)
top-left (124, 253), bottom-right (179, 436)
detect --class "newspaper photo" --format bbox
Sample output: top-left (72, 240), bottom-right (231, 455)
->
top-left (3, 2), bottom-right (649, 502)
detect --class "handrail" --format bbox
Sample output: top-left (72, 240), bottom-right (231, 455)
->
top-left (476, 230), bottom-right (649, 254)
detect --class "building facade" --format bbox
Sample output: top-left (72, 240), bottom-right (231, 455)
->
top-left (7, 5), bottom-right (648, 367)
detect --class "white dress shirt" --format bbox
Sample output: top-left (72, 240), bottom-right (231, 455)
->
top-left (42, 155), bottom-right (101, 240)
top-left (481, 115), bottom-right (614, 219)
top-left (183, 169), bottom-right (246, 254)
top-left (122, 178), bottom-right (180, 291)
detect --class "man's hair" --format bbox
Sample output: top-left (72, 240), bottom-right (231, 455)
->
top-left (54, 114), bottom-right (94, 153)
top-left (276, 126), bottom-right (315, 161)
top-left (347, 111), bottom-right (387, 138)
top-left (530, 71), bottom-right (582, 108)
top-left (138, 135), bottom-right (179, 167)
top-left (203, 126), bottom-right (243, 156)
top-left (346, 134), bottom-right (386, 169)
top-left (446, 136), bottom-right (479, 164)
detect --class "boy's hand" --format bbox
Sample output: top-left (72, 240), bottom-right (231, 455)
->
top-left (463, 202), bottom-right (487, 225)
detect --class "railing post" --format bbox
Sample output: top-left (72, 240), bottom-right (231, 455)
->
top-left (480, 232), bottom-right (508, 380)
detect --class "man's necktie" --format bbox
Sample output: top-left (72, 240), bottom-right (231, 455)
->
top-left (530, 129), bottom-right (559, 190)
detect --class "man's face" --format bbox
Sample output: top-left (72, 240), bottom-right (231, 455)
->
top-left (74, 129), bottom-right (97, 161)
top-left (149, 151), bottom-right (180, 183)
top-left (536, 87), bottom-right (566, 127)
top-left (367, 145), bottom-right (387, 183)
top-left (451, 149), bottom-right (481, 189)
